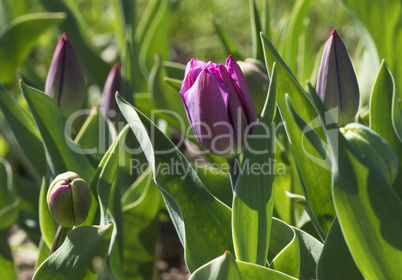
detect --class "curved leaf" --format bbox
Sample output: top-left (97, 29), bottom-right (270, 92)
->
top-left (268, 218), bottom-right (300, 278)
top-left (261, 33), bottom-right (334, 237)
top-left (324, 122), bottom-right (402, 278)
top-left (0, 76), bottom-right (46, 178)
top-left (317, 218), bottom-right (363, 280)
top-left (33, 224), bottom-right (113, 279)
top-left (117, 94), bottom-right (234, 272)
top-left (370, 60), bottom-right (402, 198)
top-left (189, 251), bottom-right (241, 280)
top-left (19, 81), bottom-right (95, 181)
top-left (122, 172), bottom-right (161, 279)
top-left (0, 12), bottom-right (65, 84)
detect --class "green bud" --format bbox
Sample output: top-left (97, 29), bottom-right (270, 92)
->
top-left (47, 172), bottom-right (92, 227)
top-left (341, 123), bottom-right (398, 185)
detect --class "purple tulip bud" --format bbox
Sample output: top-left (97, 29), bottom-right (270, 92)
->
top-left (101, 64), bottom-right (121, 121)
top-left (47, 172), bottom-right (92, 227)
top-left (316, 29), bottom-right (359, 127)
top-left (45, 33), bottom-right (86, 117)
top-left (179, 55), bottom-right (257, 157)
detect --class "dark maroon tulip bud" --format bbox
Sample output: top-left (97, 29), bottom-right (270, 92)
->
top-left (45, 33), bottom-right (86, 117)
top-left (101, 64), bottom-right (121, 121)
top-left (316, 29), bottom-right (359, 127)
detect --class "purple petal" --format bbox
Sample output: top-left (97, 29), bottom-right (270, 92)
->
top-left (225, 55), bottom-right (257, 125)
top-left (219, 65), bottom-right (248, 151)
top-left (101, 64), bottom-right (121, 120)
top-left (180, 66), bottom-right (204, 97)
top-left (184, 58), bottom-right (207, 78)
top-left (183, 68), bottom-right (234, 155)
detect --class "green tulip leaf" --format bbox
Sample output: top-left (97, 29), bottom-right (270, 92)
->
top-left (95, 126), bottom-right (130, 277)
top-left (0, 231), bottom-right (16, 280)
top-left (13, 175), bottom-right (41, 240)
top-left (317, 217), bottom-right (363, 280)
top-left (148, 54), bottom-right (187, 127)
top-left (0, 12), bottom-right (65, 84)
top-left (97, 125), bottom-right (129, 225)
top-left (164, 77), bottom-right (183, 91)
top-left (195, 165), bottom-right (233, 208)
top-left (35, 239), bottom-right (50, 270)
top-left (232, 63), bottom-right (277, 265)
top-left (122, 172), bottom-right (162, 279)
top-left (0, 84), bottom-right (46, 177)
top-left (213, 18), bottom-right (246, 61)
top-left (19, 81), bottom-right (95, 181)
top-left (340, 0), bottom-right (402, 99)
top-left (283, 0), bottom-right (311, 78)
top-left (250, 0), bottom-right (264, 61)
top-left (330, 133), bottom-right (402, 279)
top-left (236, 260), bottom-right (297, 280)
top-left (0, 198), bottom-right (20, 231)
top-left (38, 177), bottom-right (58, 248)
top-left (370, 60), bottom-right (402, 198)
top-left (292, 226), bottom-right (322, 280)
top-left (117, 94), bottom-right (234, 272)
top-left (261, 33), bottom-right (334, 237)
top-left (33, 224), bottom-right (113, 279)
top-left (268, 218), bottom-right (300, 278)
top-left (189, 251), bottom-right (242, 280)
top-left (138, 0), bottom-right (170, 79)
top-left (74, 107), bottom-right (117, 161)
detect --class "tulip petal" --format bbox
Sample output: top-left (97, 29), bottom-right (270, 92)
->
top-left (180, 66), bottom-right (204, 97)
top-left (184, 58), bottom-right (207, 78)
top-left (183, 68), bottom-right (234, 155)
top-left (317, 30), bottom-right (359, 126)
top-left (101, 64), bottom-right (121, 120)
top-left (48, 184), bottom-right (75, 227)
top-left (225, 55), bottom-right (257, 125)
top-left (219, 65), bottom-right (249, 151)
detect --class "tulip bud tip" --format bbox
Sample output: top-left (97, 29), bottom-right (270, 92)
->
top-left (331, 29), bottom-right (337, 36)
top-left (224, 250), bottom-right (230, 255)
top-left (18, 79), bottom-right (22, 84)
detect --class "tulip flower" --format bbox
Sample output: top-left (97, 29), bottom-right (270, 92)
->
top-left (341, 123), bottom-right (398, 185)
top-left (316, 29), bottom-right (359, 127)
top-left (47, 171), bottom-right (92, 227)
top-left (45, 33), bottom-right (86, 117)
top-left (179, 55), bottom-right (257, 157)
top-left (101, 64), bottom-right (121, 121)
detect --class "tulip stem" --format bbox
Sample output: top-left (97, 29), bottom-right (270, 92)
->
top-left (227, 157), bottom-right (239, 192)
top-left (49, 225), bottom-right (67, 255)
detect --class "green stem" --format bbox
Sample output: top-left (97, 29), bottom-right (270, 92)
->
top-left (49, 225), bottom-right (67, 255)
top-left (227, 157), bottom-right (239, 192)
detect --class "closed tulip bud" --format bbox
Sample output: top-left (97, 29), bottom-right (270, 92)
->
top-left (47, 172), bottom-right (92, 227)
top-left (317, 29), bottom-right (359, 127)
top-left (45, 33), bottom-right (86, 117)
top-left (179, 55), bottom-right (257, 157)
top-left (101, 64), bottom-right (121, 121)
top-left (341, 123), bottom-right (398, 185)
top-left (237, 58), bottom-right (270, 115)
